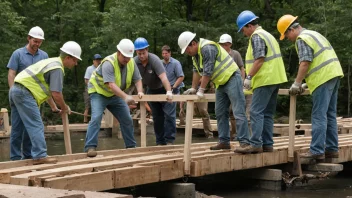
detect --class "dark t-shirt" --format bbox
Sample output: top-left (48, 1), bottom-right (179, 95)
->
top-left (134, 53), bottom-right (165, 89)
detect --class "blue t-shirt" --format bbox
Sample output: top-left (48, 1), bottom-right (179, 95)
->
top-left (162, 57), bottom-right (184, 88)
top-left (7, 45), bottom-right (49, 73)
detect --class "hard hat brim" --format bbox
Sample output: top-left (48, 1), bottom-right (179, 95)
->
top-left (28, 34), bottom-right (45, 40)
top-left (134, 45), bottom-right (149, 51)
top-left (60, 48), bottom-right (82, 60)
top-left (280, 34), bottom-right (285, 40)
top-left (237, 16), bottom-right (259, 32)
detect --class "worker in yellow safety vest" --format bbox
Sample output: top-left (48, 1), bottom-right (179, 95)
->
top-left (277, 14), bottom-right (344, 160)
top-left (9, 41), bottom-right (82, 165)
top-left (178, 31), bottom-right (250, 150)
top-left (234, 10), bottom-right (288, 154)
top-left (85, 39), bottom-right (144, 157)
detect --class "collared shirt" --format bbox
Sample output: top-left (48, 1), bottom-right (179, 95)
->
top-left (251, 34), bottom-right (267, 60)
top-left (135, 53), bottom-right (165, 90)
top-left (84, 65), bottom-right (96, 80)
top-left (162, 57), bottom-right (184, 88)
top-left (193, 44), bottom-right (218, 76)
top-left (7, 45), bottom-right (49, 73)
top-left (296, 39), bottom-right (314, 63)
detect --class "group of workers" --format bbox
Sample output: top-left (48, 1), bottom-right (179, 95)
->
top-left (6, 9), bottom-right (343, 164)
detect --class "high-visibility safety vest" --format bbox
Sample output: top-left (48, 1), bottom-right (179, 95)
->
top-left (295, 30), bottom-right (344, 93)
top-left (192, 39), bottom-right (238, 88)
top-left (15, 57), bottom-right (64, 106)
top-left (245, 27), bottom-right (287, 90)
top-left (89, 53), bottom-right (134, 97)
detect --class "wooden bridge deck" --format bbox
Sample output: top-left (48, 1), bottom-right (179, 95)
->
top-left (0, 134), bottom-right (351, 192)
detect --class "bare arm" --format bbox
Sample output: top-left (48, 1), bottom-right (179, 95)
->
top-left (173, 76), bottom-right (184, 89)
top-left (108, 82), bottom-right (128, 99)
top-left (158, 72), bottom-right (172, 91)
top-left (134, 80), bottom-right (143, 93)
top-left (8, 69), bottom-right (17, 88)
top-left (247, 57), bottom-right (265, 77)
top-left (294, 61), bottom-right (310, 84)
top-left (240, 67), bottom-right (245, 81)
top-left (191, 72), bottom-right (202, 89)
top-left (51, 91), bottom-right (69, 112)
top-left (46, 97), bottom-right (59, 111)
top-left (85, 79), bottom-right (89, 84)
top-left (199, 76), bottom-right (211, 90)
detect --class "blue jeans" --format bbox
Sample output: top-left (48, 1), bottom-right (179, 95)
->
top-left (216, 72), bottom-right (250, 145)
top-left (147, 87), bottom-right (176, 145)
top-left (311, 77), bottom-right (340, 155)
top-left (84, 93), bottom-right (136, 151)
top-left (250, 84), bottom-right (279, 148)
top-left (9, 84), bottom-right (47, 160)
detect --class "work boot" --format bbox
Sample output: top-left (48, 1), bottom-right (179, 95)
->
top-left (33, 157), bottom-right (58, 165)
top-left (325, 151), bottom-right (339, 158)
top-left (166, 142), bottom-right (173, 145)
top-left (263, 146), bottom-right (274, 152)
top-left (210, 143), bottom-right (231, 150)
top-left (234, 145), bottom-right (263, 154)
top-left (87, 148), bottom-right (97, 157)
top-left (299, 151), bottom-right (325, 160)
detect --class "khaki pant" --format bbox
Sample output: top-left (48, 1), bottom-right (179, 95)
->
top-left (179, 102), bottom-right (213, 137)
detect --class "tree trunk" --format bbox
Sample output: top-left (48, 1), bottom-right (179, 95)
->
top-left (186, 0), bottom-right (192, 21)
top-left (348, 58), bottom-right (351, 117)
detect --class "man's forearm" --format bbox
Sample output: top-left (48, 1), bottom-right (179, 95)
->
top-left (173, 76), bottom-right (184, 88)
top-left (135, 80), bottom-right (143, 93)
top-left (46, 97), bottom-right (58, 111)
top-left (51, 91), bottom-right (67, 110)
top-left (199, 75), bottom-right (210, 89)
top-left (158, 73), bottom-right (172, 91)
top-left (248, 57), bottom-right (265, 77)
top-left (240, 67), bottom-right (245, 80)
top-left (108, 82), bottom-right (128, 99)
top-left (295, 61), bottom-right (310, 83)
top-left (8, 70), bottom-right (16, 88)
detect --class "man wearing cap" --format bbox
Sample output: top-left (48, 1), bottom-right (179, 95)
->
top-left (234, 11), bottom-right (287, 154)
top-left (277, 15), bottom-right (343, 159)
top-left (134, 37), bottom-right (174, 146)
top-left (85, 39), bottom-right (143, 157)
top-left (178, 31), bottom-right (250, 150)
top-left (9, 41), bottom-right (82, 164)
top-left (218, 33), bottom-right (252, 140)
top-left (7, 26), bottom-right (48, 160)
top-left (83, 54), bottom-right (102, 123)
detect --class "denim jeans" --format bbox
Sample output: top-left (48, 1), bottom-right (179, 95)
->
top-left (249, 84), bottom-right (279, 148)
top-left (147, 87), bottom-right (176, 145)
top-left (310, 77), bottom-right (340, 155)
top-left (9, 84), bottom-right (47, 160)
top-left (84, 93), bottom-right (136, 151)
top-left (216, 72), bottom-right (250, 145)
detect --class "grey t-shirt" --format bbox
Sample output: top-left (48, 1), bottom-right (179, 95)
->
top-left (229, 50), bottom-right (244, 68)
top-left (44, 68), bottom-right (64, 92)
top-left (100, 60), bottom-right (142, 90)
top-left (134, 53), bottom-right (165, 89)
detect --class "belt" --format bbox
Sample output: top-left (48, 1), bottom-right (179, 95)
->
top-left (14, 82), bottom-right (31, 93)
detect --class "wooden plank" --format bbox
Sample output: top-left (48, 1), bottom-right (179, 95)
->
top-left (115, 166), bottom-right (160, 188)
top-left (43, 170), bottom-right (115, 191)
top-left (263, 150), bottom-right (281, 166)
top-left (0, 108), bottom-right (10, 135)
top-left (288, 95), bottom-right (297, 161)
top-left (230, 154), bottom-right (243, 170)
top-left (132, 94), bottom-right (216, 102)
top-left (135, 159), bottom-right (184, 181)
top-left (242, 153), bottom-right (263, 169)
top-left (184, 100), bottom-right (194, 175)
top-left (140, 101), bottom-right (147, 147)
top-left (61, 113), bottom-right (72, 154)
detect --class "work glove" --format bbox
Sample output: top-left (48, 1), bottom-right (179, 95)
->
top-left (63, 105), bottom-right (71, 115)
top-left (289, 82), bottom-right (304, 95)
top-left (196, 88), bottom-right (205, 99)
top-left (166, 91), bottom-right (173, 102)
top-left (137, 92), bottom-right (144, 99)
top-left (183, 88), bottom-right (197, 95)
top-left (302, 83), bottom-right (308, 90)
top-left (124, 95), bottom-right (136, 105)
top-left (244, 76), bottom-right (252, 90)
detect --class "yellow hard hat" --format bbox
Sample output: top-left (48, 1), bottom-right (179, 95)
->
top-left (277, 15), bottom-right (298, 40)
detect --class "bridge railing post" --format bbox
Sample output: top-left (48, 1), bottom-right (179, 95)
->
top-left (140, 101), bottom-right (147, 147)
top-left (183, 100), bottom-right (194, 175)
top-left (288, 95), bottom-right (297, 161)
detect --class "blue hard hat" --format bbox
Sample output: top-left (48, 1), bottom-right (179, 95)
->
top-left (236, 10), bottom-right (259, 32)
top-left (134, 37), bottom-right (149, 50)
top-left (93, 54), bottom-right (102, 60)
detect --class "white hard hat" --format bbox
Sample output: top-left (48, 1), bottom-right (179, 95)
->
top-left (28, 26), bottom-right (45, 40)
top-left (219, 34), bottom-right (232, 44)
top-left (117, 39), bottom-right (134, 58)
top-left (60, 41), bottom-right (82, 60)
top-left (178, 31), bottom-right (196, 54)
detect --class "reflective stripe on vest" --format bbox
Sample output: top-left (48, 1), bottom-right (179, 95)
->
top-left (192, 39), bottom-right (238, 87)
top-left (14, 57), bottom-right (64, 106)
top-left (245, 27), bottom-right (287, 90)
top-left (89, 53), bottom-right (134, 97)
top-left (295, 30), bottom-right (343, 93)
